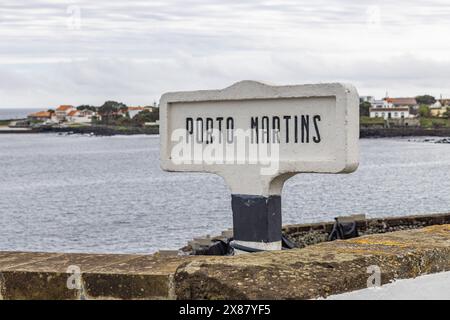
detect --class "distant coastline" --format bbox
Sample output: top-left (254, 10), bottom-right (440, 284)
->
top-left (0, 123), bottom-right (159, 136)
top-left (360, 127), bottom-right (450, 138)
top-left (0, 102), bottom-right (160, 136)
top-left (2, 122), bottom-right (450, 138)
top-left (1, 108), bottom-right (449, 137)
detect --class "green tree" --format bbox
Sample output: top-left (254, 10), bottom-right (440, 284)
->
top-left (359, 101), bottom-right (371, 117)
top-left (416, 95), bottom-right (436, 105)
top-left (77, 105), bottom-right (97, 112)
top-left (115, 116), bottom-right (133, 126)
top-left (418, 104), bottom-right (430, 117)
top-left (98, 101), bottom-right (127, 124)
top-left (132, 109), bottom-right (159, 126)
top-left (444, 107), bottom-right (450, 119)
top-left (119, 105), bottom-right (128, 113)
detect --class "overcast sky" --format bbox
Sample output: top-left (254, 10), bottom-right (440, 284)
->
top-left (1, 0), bottom-right (450, 107)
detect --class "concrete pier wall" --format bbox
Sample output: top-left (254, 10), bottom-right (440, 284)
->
top-left (0, 220), bottom-right (449, 299)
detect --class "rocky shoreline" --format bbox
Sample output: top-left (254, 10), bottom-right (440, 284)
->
top-left (0, 125), bottom-right (160, 136)
top-left (2, 125), bottom-right (450, 138)
top-left (360, 127), bottom-right (450, 138)
top-left (40, 125), bottom-right (159, 136)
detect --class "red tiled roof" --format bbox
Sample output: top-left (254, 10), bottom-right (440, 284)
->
top-left (386, 98), bottom-right (417, 106)
top-left (67, 110), bottom-right (78, 117)
top-left (29, 111), bottom-right (52, 118)
top-left (128, 107), bottom-right (145, 111)
top-left (56, 105), bottom-right (73, 111)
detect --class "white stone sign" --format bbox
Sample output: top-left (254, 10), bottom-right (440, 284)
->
top-left (160, 81), bottom-right (359, 252)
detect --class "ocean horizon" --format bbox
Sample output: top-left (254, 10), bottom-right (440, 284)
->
top-left (0, 108), bottom-right (43, 120)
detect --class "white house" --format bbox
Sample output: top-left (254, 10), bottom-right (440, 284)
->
top-left (55, 105), bottom-right (75, 122)
top-left (370, 107), bottom-right (410, 119)
top-left (67, 109), bottom-right (95, 124)
top-left (369, 97), bottom-right (417, 119)
top-left (430, 105), bottom-right (448, 117)
top-left (372, 99), bottom-right (392, 108)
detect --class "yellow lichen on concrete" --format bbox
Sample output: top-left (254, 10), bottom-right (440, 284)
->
top-left (175, 224), bottom-right (450, 299)
top-left (348, 239), bottom-right (410, 247)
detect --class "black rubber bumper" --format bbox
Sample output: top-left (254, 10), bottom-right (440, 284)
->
top-left (231, 194), bottom-right (282, 243)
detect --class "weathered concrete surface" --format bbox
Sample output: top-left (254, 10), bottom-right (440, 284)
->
top-left (175, 224), bottom-right (450, 299)
top-left (0, 252), bottom-right (197, 300)
top-left (0, 224), bottom-right (449, 299)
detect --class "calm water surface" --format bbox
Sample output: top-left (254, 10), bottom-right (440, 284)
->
top-left (0, 108), bottom-right (41, 120)
top-left (0, 134), bottom-right (449, 253)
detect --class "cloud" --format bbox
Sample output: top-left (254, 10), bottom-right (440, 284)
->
top-left (1, 0), bottom-right (450, 106)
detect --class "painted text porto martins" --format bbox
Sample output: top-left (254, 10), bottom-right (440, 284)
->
top-left (185, 114), bottom-right (322, 144)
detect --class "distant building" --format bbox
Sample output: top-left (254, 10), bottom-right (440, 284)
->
top-left (66, 110), bottom-right (79, 123)
top-left (386, 97), bottom-right (417, 108)
top-left (144, 106), bottom-right (158, 113)
top-left (369, 107), bottom-right (410, 119)
top-left (28, 111), bottom-right (52, 121)
top-left (66, 109), bottom-right (96, 124)
top-left (371, 99), bottom-right (392, 108)
top-left (429, 99), bottom-right (450, 117)
top-left (55, 105), bottom-right (75, 122)
top-left (430, 106), bottom-right (448, 118)
top-left (438, 99), bottom-right (450, 106)
top-left (370, 97), bottom-right (417, 109)
top-left (127, 106), bottom-right (145, 118)
top-left (369, 97), bottom-right (417, 119)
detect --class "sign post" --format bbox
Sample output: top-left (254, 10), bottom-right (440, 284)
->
top-left (160, 81), bottom-right (359, 253)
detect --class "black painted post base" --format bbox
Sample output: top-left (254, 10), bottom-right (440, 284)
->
top-left (230, 194), bottom-right (282, 253)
